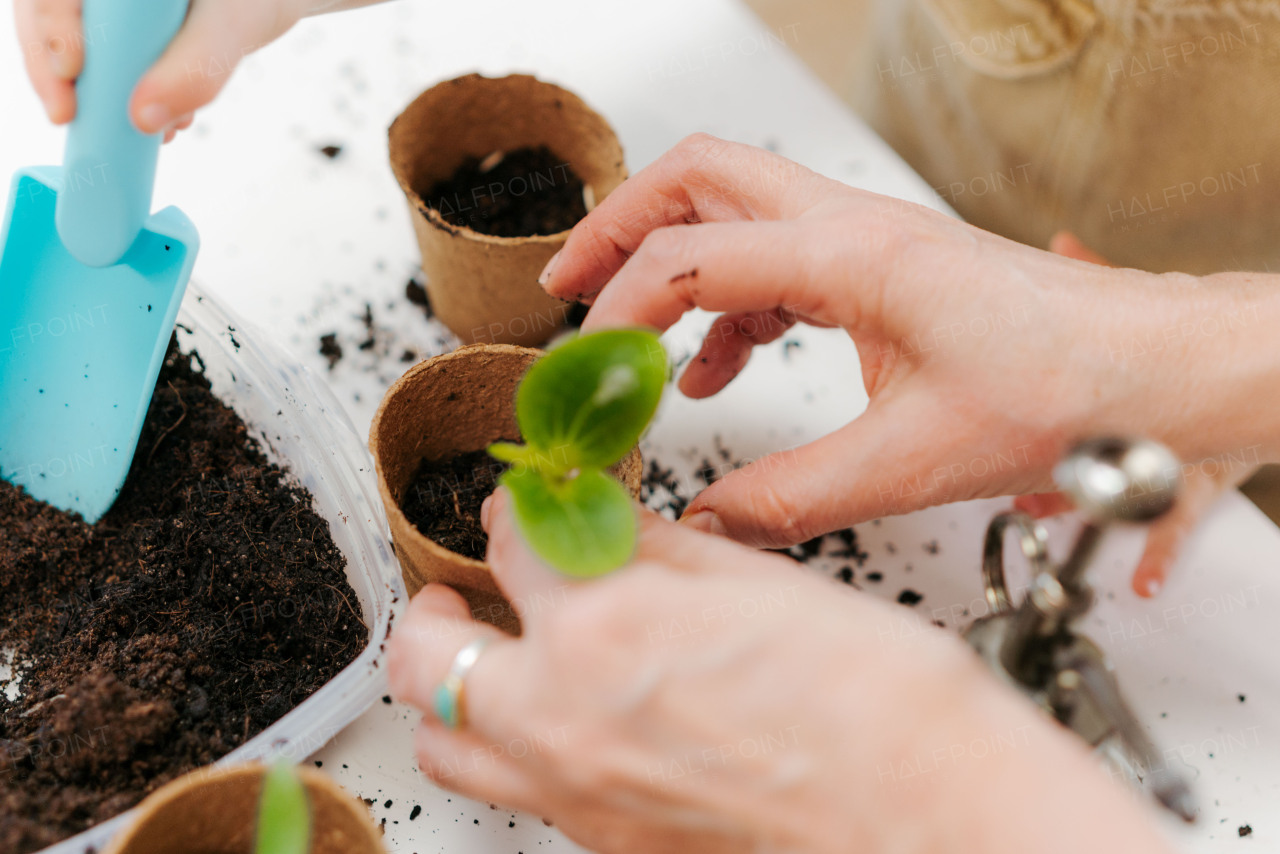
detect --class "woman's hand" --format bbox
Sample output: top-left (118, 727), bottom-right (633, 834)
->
top-left (541, 134), bottom-right (1279, 592)
top-left (1021, 232), bottom-right (1262, 596)
top-left (1018, 456), bottom-right (1256, 597)
top-left (388, 492), bottom-right (1175, 854)
top-left (14, 0), bottom-right (384, 139)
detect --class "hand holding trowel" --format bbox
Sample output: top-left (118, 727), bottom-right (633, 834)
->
top-left (0, 0), bottom-right (199, 523)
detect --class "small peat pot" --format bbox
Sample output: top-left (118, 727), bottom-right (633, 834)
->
top-left (370, 344), bottom-right (642, 635)
top-left (101, 763), bottom-right (384, 854)
top-left (388, 73), bottom-right (627, 347)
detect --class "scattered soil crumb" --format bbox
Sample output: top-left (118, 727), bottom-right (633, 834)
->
top-left (358, 303), bottom-right (376, 351)
top-left (897, 589), bottom-right (924, 606)
top-left (639, 437), bottom-right (867, 570)
top-left (319, 332), bottom-right (343, 369)
top-left (405, 279), bottom-right (433, 320)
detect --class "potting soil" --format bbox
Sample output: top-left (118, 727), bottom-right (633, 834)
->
top-left (400, 450), bottom-right (511, 562)
top-left (419, 146), bottom-right (589, 237)
top-left (0, 342), bottom-right (364, 854)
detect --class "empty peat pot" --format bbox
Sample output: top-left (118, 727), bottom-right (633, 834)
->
top-left (388, 73), bottom-right (627, 347)
top-left (101, 763), bottom-right (384, 854)
top-left (370, 345), bottom-right (642, 635)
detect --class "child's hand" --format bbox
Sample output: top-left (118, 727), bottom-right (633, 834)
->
top-left (13, 0), bottom-right (380, 140)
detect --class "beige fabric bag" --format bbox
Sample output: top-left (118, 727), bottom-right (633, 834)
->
top-left (856, 0), bottom-right (1280, 274)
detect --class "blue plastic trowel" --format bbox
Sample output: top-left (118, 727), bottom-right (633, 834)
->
top-left (0, 0), bottom-right (198, 523)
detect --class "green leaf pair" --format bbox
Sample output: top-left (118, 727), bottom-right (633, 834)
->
top-left (489, 329), bottom-right (667, 577)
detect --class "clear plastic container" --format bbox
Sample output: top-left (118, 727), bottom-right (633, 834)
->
top-left (38, 283), bottom-right (406, 854)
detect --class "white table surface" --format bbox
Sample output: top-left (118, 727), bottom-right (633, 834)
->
top-left (2, 1), bottom-right (1278, 852)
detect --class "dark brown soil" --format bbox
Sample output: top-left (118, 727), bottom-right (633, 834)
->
top-left (419, 146), bottom-right (588, 237)
top-left (639, 437), bottom-right (869, 585)
top-left (404, 278), bottom-right (432, 317)
top-left (319, 332), bottom-right (343, 369)
top-left (566, 302), bottom-right (589, 328)
top-left (400, 451), bottom-right (511, 560)
top-left (0, 343), bottom-right (364, 854)
top-left (897, 589), bottom-right (924, 606)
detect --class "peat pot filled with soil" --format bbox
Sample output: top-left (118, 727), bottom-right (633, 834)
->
top-left (389, 73), bottom-right (628, 347)
top-left (370, 345), bottom-right (642, 635)
top-left (101, 763), bottom-right (384, 854)
top-left (0, 287), bottom-right (401, 854)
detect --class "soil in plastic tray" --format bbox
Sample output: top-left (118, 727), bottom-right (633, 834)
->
top-left (418, 145), bottom-right (588, 237)
top-left (0, 341), bottom-right (365, 854)
top-left (399, 450), bottom-right (511, 561)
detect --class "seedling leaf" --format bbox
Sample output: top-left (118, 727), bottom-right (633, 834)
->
top-left (502, 465), bottom-right (637, 578)
top-left (488, 441), bottom-right (542, 468)
top-left (256, 762), bottom-right (310, 854)
top-left (516, 330), bottom-right (666, 470)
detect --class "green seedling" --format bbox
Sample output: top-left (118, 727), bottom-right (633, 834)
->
top-left (488, 329), bottom-right (667, 577)
top-left (256, 761), bottom-right (310, 854)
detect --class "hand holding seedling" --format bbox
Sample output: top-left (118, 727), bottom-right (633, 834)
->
top-left (540, 134), bottom-right (1280, 597)
top-left (387, 495), bottom-right (1178, 854)
top-left (14, 0), bottom-right (387, 139)
top-left (488, 329), bottom-right (666, 577)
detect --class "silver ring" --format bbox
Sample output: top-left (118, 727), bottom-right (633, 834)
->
top-left (432, 637), bottom-right (493, 730)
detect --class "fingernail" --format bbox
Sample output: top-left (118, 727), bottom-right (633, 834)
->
top-left (1133, 565), bottom-right (1164, 599)
top-left (680, 509), bottom-right (727, 537)
top-left (538, 251), bottom-right (562, 287)
top-left (480, 494), bottom-right (495, 533)
top-left (136, 103), bottom-right (171, 134)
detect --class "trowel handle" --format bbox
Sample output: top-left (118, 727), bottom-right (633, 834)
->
top-left (55, 0), bottom-right (190, 268)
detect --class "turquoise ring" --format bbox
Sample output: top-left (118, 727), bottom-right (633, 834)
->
top-left (432, 637), bottom-right (493, 730)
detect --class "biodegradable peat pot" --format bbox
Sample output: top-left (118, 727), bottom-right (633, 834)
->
top-left (370, 344), bottom-right (642, 635)
top-left (101, 763), bottom-right (384, 854)
top-left (388, 73), bottom-right (628, 347)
